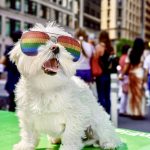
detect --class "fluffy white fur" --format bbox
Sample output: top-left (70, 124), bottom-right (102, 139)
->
top-left (11, 22), bottom-right (121, 150)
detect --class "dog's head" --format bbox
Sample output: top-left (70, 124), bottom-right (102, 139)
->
top-left (10, 22), bottom-right (81, 82)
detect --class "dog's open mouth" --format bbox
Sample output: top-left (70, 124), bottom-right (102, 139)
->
top-left (42, 58), bottom-right (59, 75)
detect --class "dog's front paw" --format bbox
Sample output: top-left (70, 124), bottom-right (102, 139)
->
top-left (59, 144), bottom-right (82, 150)
top-left (13, 141), bottom-right (34, 150)
top-left (101, 142), bottom-right (118, 149)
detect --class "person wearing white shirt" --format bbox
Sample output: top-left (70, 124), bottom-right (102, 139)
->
top-left (75, 28), bottom-right (94, 83)
top-left (143, 54), bottom-right (150, 100)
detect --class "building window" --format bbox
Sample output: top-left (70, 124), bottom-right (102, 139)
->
top-left (107, 9), bottom-right (110, 18)
top-left (58, 12), bottom-right (62, 24)
top-left (55, 10), bottom-right (59, 23)
top-left (107, 20), bottom-right (110, 28)
top-left (15, 21), bottom-right (21, 31)
top-left (108, 0), bottom-right (110, 6)
top-left (118, 8), bottom-right (122, 18)
top-left (118, 0), bottom-right (122, 7)
top-left (40, 5), bottom-right (47, 19)
top-left (59, 0), bottom-right (62, 5)
top-left (130, 2), bottom-right (132, 9)
top-left (0, 44), bottom-right (1, 56)
top-left (0, 16), bottom-right (1, 35)
top-left (15, 0), bottom-right (21, 10)
top-left (68, 0), bottom-right (73, 9)
top-left (85, 6), bottom-right (90, 14)
top-left (24, 0), bottom-right (37, 16)
top-left (84, 17), bottom-right (100, 30)
top-left (6, 0), bottom-right (21, 11)
top-left (6, 18), bottom-right (21, 36)
top-left (24, 22), bottom-right (33, 30)
top-left (6, 18), bottom-right (10, 36)
top-left (117, 20), bottom-right (121, 28)
top-left (91, 9), bottom-right (95, 16)
top-left (129, 13), bottom-right (132, 20)
top-left (63, 14), bottom-right (67, 26)
top-left (97, 12), bottom-right (100, 18)
top-left (117, 30), bottom-right (121, 39)
top-left (62, 0), bottom-right (67, 7)
top-left (6, 0), bottom-right (11, 8)
top-left (66, 15), bottom-right (70, 26)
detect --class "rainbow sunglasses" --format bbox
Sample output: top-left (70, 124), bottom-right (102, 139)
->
top-left (20, 31), bottom-right (81, 61)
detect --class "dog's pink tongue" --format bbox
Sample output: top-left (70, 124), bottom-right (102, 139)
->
top-left (43, 60), bottom-right (51, 68)
top-left (43, 58), bottom-right (59, 71)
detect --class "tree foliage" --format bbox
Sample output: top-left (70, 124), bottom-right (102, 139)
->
top-left (116, 38), bottom-right (133, 57)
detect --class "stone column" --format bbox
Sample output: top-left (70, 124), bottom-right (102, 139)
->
top-left (0, 0), bottom-right (5, 7)
top-left (72, 0), bottom-right (76, 29)
top-left (79, 0), bottom-right (84, 28)
top-left (21, 20), bottom-right (24, 31)
top-left (21, 0), bottom-right (24, 14)
top-left (1, 15), bottom-right (6, 54)
top-left (37, 3), bottom-right (41, 18)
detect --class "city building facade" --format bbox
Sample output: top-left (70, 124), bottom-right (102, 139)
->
top-left (78, 0), bottom-right (100, 38)
top-left (0, 0), bottom-right (150, 55)
top-left (144, 0), bottom-right (150, 42)
top-left (0, 0), bottom-right (78, 55)
top-left (101, 0), bottom-right (142, 42)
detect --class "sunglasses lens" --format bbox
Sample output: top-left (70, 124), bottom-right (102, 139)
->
top-left (20, 31), bottom-right (50, 56)
top-left (57, 36), bottom-right (81, 61)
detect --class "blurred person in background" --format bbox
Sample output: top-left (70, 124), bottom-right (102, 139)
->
top-left (143, 42), bottom-right (150, 60)
top-left (88, 39), bottom-right (96, 47)
top-left (88, 39), bottom-right (99, 98)
top-left (0, 31), bottom-right (21, 112)
top-left (143, 51), bottom-right (150, 105)
top-left (143, 42), bottom-right (150, 102)
top-left (0, 64), bottom-right (5, 79)
top-left (95, 31), bottom-right (114, 114)
top-left (119, 38), bottom-right (145, 119)
top-left (75, 28), bottom-right (94, 84)
top-left (118, 44), bottom-right (130, 116)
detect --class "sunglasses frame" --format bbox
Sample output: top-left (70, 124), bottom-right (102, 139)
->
top-left (20, 31), bottom-right (81, 61)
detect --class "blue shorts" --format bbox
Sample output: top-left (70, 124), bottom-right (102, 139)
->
top-left (76, 69), bottom-right (92, 82)
top-left (148, 74), bottom-right (150, 91)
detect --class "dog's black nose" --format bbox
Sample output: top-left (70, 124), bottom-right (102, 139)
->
top-left (51, 46), bottom-right (59, 54)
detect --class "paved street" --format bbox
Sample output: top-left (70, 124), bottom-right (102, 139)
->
top-left (0, 80), bottom-right (9, 109)
top-left (118, 107), bottom-right (150, 133)
top-left (0, 80), bottom-right (8, 96)
top-left (0, 79), bottom-right (150, 133)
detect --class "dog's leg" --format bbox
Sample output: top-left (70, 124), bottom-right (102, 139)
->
top-left (59, 124), bottom-right (84, 150)
top-left (13, 114), bottom-right (39, 150)
top-left (93, 106), bottom-right (121, 149)
top-left (59, 107), bottom-right (90, 150)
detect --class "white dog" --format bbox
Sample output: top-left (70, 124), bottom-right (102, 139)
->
top-left (10, 22), bottom-right (121, 150)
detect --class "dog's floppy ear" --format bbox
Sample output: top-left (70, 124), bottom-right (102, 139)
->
top-left (57, 36), bottom-right (81, 61)
top-left (9, 41), bottom-right (21, 64)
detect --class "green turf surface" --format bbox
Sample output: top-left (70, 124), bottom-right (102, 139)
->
top-left (0, 111), bottom-right (150, 150)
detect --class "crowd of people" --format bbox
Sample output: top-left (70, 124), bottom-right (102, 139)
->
top-left (75, 28), bottom-right (150, 120)
top-left (118, 38), bottom-right (149, 119)
top-left (75, 29), bottom-right (116, 114)
top-left (0, 28), bottom-right (150, 121)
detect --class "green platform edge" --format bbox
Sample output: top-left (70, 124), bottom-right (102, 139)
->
top-left (1, 111), bottom-right (150, 150)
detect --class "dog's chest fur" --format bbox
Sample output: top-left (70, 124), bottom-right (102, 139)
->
top-left (16, 79), bottom-right (71, 137)
top-left (31, 111), bottom-right (66, 137)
